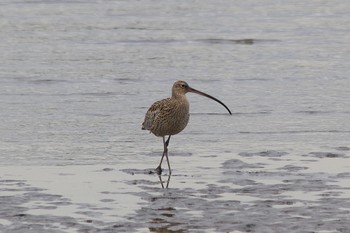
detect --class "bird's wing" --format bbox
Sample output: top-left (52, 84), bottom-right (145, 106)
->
top-left (142, 98), bottom-right (172, 131)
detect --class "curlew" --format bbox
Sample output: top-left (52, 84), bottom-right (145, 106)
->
top-left (142, 80), bottom-right (232, 175)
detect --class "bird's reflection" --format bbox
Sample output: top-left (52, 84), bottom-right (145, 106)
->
top-left (149, 207), bottom-right (184, 233)
top-left (158, 174), bottom-right (171, 188)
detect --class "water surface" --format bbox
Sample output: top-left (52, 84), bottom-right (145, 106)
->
top-left (1, 0), bottom-right (350, 232)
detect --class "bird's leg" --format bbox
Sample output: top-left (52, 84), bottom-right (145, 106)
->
top-left (165, 135), bottom-right (171, 147)
top-left (155, 136), bottom-right (167, 175)
top-left (164, 136), bottom-right (171, 175)
top-left (155, 136), bottom-right (171, 175)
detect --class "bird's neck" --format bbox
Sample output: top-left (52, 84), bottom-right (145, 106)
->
top-left (172, 91), bottom-right (187, 100)
top-left (171, 92), bottom-right (189, 112)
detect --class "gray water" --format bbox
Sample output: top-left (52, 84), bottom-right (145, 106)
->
top-left (1, 0), bottom-right (350, 232)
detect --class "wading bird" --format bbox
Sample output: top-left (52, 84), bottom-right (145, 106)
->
top-left (142, 80), bottom-right (231, 175)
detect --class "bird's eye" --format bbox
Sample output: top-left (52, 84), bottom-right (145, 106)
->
top-left (181, 84), bottom-right (186, 87)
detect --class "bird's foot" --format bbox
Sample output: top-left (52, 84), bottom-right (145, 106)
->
top-left (155, 166), bottom-right (162, 175)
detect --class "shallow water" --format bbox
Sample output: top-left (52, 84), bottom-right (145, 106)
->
top-left (1, 0), bottom-right (350, 232)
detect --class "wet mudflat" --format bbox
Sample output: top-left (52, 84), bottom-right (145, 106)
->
top-left (1, 0), bottom-right (350, 232)
top-left (1, 148), bottom-right (350, 232)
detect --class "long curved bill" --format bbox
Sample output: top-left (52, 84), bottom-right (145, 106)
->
top-left (188, 86), bottom-right (232, 115)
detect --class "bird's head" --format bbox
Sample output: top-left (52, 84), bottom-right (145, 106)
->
top-left (172, 80), bottom-right (190, 96)
top-left (171, 80), bottom-right (232, 115)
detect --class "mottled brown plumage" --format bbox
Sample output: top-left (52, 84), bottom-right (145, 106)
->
top-left (142, 80), bottom-right (231, 175)
top-left (142, 81), bottom-right (190, 137)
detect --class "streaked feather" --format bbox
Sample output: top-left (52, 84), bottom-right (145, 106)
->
top-left (142, 96), bottom-right (189, 137)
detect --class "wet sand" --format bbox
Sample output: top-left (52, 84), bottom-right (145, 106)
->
top-left (1, 146), bottom-right (350, 232)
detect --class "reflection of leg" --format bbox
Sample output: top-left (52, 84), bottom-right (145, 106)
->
top-left (158, 175), bottom-right (171, 189)
top-left (165, 174), bottom-right (171, 188)
top-left (158, 175), bottom-right (164, 189)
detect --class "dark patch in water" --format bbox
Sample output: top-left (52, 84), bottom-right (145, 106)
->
top-left (318, 191), bottom-right (343, 197)
top-left (77, 91), bottom-right (117, 97)
top-left (295, 110), bottom-right (333, 115)
top-left (235, 78), bottom-right (271, 82)
top-left (277, 165), bottom-right (308, 171)
top-left (196, 38), bottom-right (280, 45)
top-left (100, 199), bottom-right (115, 203)
top-left (215, 111), bottom-right (271, 116)
top-left (303, 152), bottom-right (348, 158)
top-left (239, 130), bottom-right (347, 135)
top-left (113, 77), bottom-right (142, 85)
top-left (222, 159), bottom-right (265, 169)
top-left (125, 179), bottom-right (160, 186)
top-left (332, 172), bottom-right (350, 178)
top-left (102, 168), bottom-right (114, 172)
top-left (121, 168), bottom-right (166, 176)
top-left (239, 150), bottom-right (288, 158)
top-left (114, 38), bottom-right (279, 46)
top-left (198, 38), bottom-right (256, 44)
top-left (218, 177), bottom-right (258, 186)
top-left (58, 173), bottom-right (74, 176)
top-left (30, 79), bottom-right (71, 84)
top-left (335, 146), bottom-right (350, 151)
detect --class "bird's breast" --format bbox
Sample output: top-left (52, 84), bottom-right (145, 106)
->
top-left (149, 97), bottom-right (190, 137)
